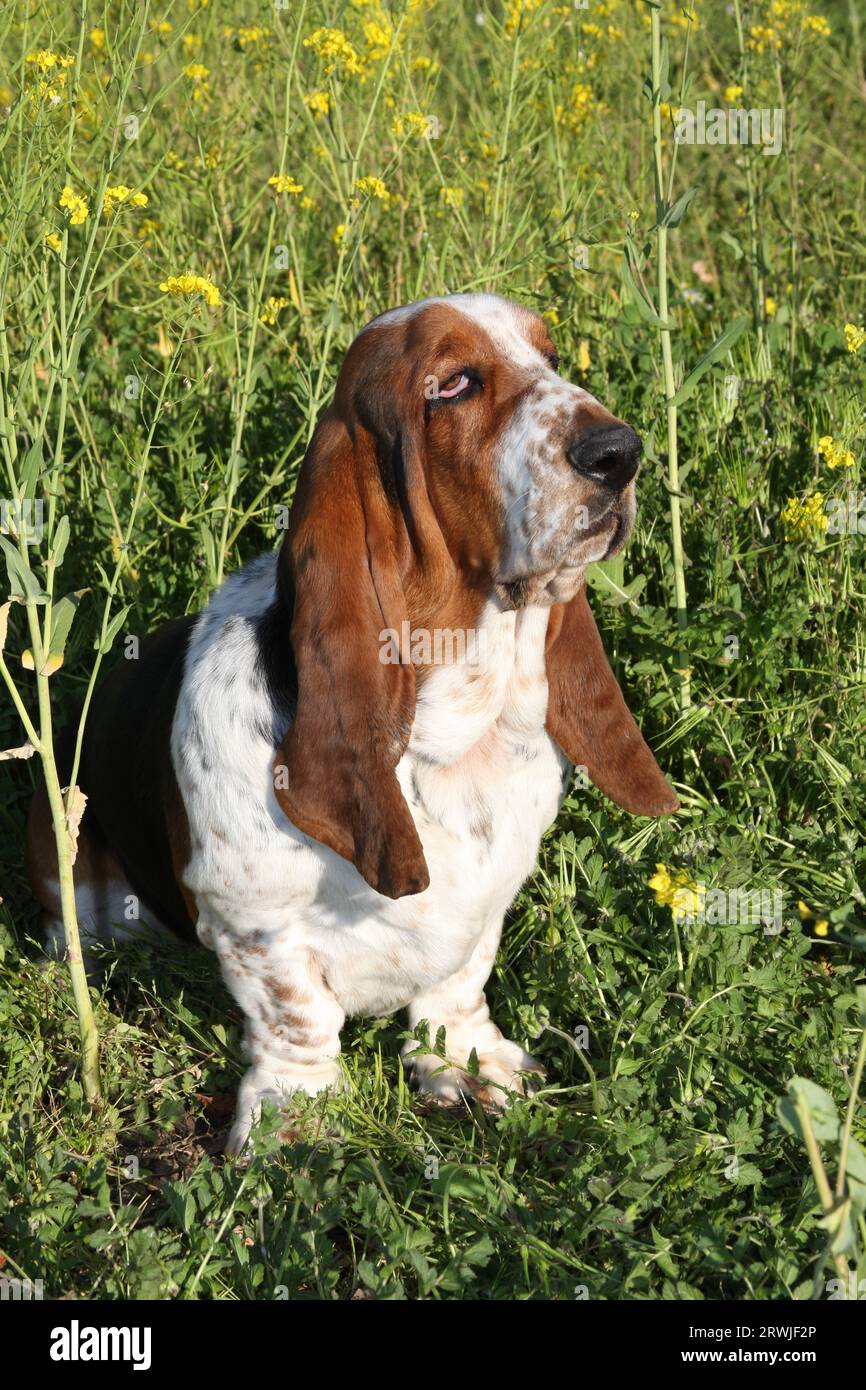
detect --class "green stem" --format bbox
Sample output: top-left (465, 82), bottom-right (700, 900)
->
top-left (732, 0), bottom-right (768, 372)
top-left (37, 678), bottom-right (101, 1104)
top-left (794, 1091), bottom-right (850, 1287)
top-left (835, 1023), bottom-right (866, 1201)
top-left (651, 9), bottom-right (690, 710)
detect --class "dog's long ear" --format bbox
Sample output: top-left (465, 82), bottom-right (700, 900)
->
top-left (545, 584), bottom-right (678, 815)
top-left (275, 411), bottom-right (430, 899)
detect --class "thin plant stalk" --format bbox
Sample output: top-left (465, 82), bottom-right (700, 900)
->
top-left (732, 0), bottom-right (769, 375)
top-left (794, 1091), bottom-right (851, 1288)
top-left (650, 8), bottom-right (690, 710)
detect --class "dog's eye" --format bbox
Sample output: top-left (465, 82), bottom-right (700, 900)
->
top-left (546, 352), bottom-right (560, 372)
top-left (437, 371), bottom-right (472, 400)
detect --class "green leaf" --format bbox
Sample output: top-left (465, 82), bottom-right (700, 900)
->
top-left (97, 605), bottom-right (130, 656)
top-left (669, 316), bottom-right (749, 407)
top-left (777, 1077), bottom-right (840, 1143)
top-left (45, 589), bottom-right (87, 672)
top-left (0, 535), bottom-right (47, 604)
top-left (588, 565), bottom-right (647, 609)
top-left (621, 245), bottom-right (669, 329)
top-left (718, 230), bottom-right (744, 260)
top-left (434, 1164), bottom-right (489, 1205)
top-left (661, 184), bottom-right (699, 229)
top-left (49, 515), bottom-right (70, 571)
top-left (20, 441), bottom-right (43, 499)
top-left (841, 1136), bottom-right (866, 1214)
top-left (819, 1198), bottom-right (855, 1255)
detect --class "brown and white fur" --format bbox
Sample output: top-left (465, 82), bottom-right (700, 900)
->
top-left (27, 294), bottom-right (678, 1155)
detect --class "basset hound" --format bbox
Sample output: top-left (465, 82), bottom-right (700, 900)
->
top-left (27, 293), bottom-right (677, 1154)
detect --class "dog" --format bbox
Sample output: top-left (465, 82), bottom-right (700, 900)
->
top-left (27, 293), bottom-right (677, 1153)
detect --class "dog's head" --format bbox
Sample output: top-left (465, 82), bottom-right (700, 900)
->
top-left (275, 294), bottom-right (677, 896)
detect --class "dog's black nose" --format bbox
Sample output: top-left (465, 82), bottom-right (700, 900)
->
top-left (567, 423), bottom-right (642, 492)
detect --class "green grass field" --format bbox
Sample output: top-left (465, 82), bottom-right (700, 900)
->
top-left (1, 0), bottom-right (865, 1301)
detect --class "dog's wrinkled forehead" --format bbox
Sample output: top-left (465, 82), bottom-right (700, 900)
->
top-left (357, 292), bottom-right (579, 384)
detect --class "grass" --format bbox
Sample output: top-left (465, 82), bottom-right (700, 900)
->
top-left (1, 0), bottom-right (865, 1300)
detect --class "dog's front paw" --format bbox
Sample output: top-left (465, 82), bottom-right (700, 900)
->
top-left (225, 1058), bottom-right (343, 1157)
top-left (405, 1040), bottom-right (544, 1113)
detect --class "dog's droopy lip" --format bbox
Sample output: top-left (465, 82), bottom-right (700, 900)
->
top-left (601, 508), bottom-right (630, 560)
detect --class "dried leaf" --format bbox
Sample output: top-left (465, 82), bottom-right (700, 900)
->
top-left (61, 785), bottom-right (88, 864)
top-left (0, 740), bottom-right (36, 760)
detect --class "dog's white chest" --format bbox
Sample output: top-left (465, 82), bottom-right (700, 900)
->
top-left (173, 561), bottom-right (566, 1018)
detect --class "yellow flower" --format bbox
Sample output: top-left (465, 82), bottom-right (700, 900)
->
top-left (648, 865), bottom-right (674, 900)
top-left (355, 175), bottom-right (389, 201)
top-left (305, 89), bottom-right (331, 117)
top-left (764, 295), bottom-right (777, 317)
top-left (58, 185), bottom-right (89, 226)
top-left (747, 24), bottom-right (781, 53)
top-left (268, 174), bottom-right (304, 195)
top-left (781, 492), bottom-right (828, 540)
top-left (817, 435), bottom-right (854, 470)
top-left (333, 223), bottom-right (347, 245)
top-left (392, 110), bottom-right (433, 138)
top-left (543, 308), bottom-right (560, 326)
top-left (138, 218), bottom-right (160, 244)
top-left (159, 273), bottom-right (221, 307)
top-left (90, 28), bottom-right (106, 52)
top-left (439, 185), bottom-right (464, 210)
top-left (555, 82), bottom-right (595, 133)
top-left (577, 340), bottom-right (591, 373)
top-left (799, 899), bottom-right (831, 935)
top-left (303, 27), bottom-right (361, 78)
top-left (259, 295), bottom-right (290, 326)
top-left (363, 20), bottom-right (395, 61)
top-left (183, 34), bottom-right (202, 55)
top-left (26, 50), bottom-right (75, 72)
top-left (648, 864), bottom-right (705, 923)
top-left (149, 20), bottom-right (173, 35)
top-left (237, 25), bottom-right (271, 48)
top-left (26, 53), bottom-right (73, 106)
top-left (44, 231), bottom-right (62, 252)
top-left (724, 84), bottom-right (743, 102)
top-left (103, 184), bottom-right (148, 216)
top-left (183, 63), bottom-right (210, 102)
top-left (803, 15), bottom-right (831, 38)
top-left (504, 0), bottom-right (544, 39)
top-left (844, 322), bottom-right (866, 353)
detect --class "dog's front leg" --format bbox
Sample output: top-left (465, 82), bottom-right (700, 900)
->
top-left (208, 918), bottom-right (344, 1156)
top-left (403, 917), bottom-right (544, 1110)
